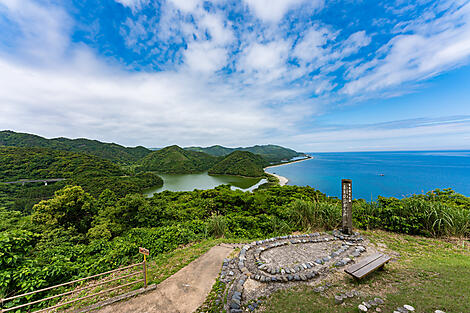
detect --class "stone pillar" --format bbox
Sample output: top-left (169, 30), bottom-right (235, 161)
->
top-left (341, 179), bottom-right (353, 235)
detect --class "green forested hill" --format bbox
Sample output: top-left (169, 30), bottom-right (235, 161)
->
top-left (0, 147), bottom-right (162, 210)
top-left (208, 151), bottom-right (268, 177)
top-left (185, 144), bottom-right (303, 163)
top-left (0, 130), bottom-right (151, 164)
top-left (138, 145), bottom-right (219, 174)
top-left (185, 145), bottom-right (234, 156)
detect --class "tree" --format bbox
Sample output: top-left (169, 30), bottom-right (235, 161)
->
top-left (32, 186), bottom-right (95, 234)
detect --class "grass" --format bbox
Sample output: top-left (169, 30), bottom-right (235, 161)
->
top-left (262, 230), bottom-right (470, 313)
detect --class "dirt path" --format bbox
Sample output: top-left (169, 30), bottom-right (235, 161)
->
top-left (95, 244), bottom-right (234, 313)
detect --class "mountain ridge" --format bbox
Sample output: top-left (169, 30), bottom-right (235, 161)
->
top-left (0, 130), bottom-right (151, 164)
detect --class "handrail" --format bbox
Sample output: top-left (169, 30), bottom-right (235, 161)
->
top-left (2, 262), bottom-right (143, 302)
top-left (3, 280), bottom-right (144, 313)
top-left (1, 260), bottom-right (147, 313)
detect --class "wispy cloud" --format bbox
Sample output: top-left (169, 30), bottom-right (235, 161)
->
top-left (0, 0), bottom-right (469, 151)
top-left (342, 1), bottom-right (470, 95)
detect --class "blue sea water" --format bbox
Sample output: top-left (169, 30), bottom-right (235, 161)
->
top-left (265, 151), bottom-right (470, 200)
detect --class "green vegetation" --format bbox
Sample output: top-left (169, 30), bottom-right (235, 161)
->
top-left (1, 184), bottom-right (469, 311)
top-left (139, 147), bottom-right (273, 177)
top-left (0, 147), bottom-right (162, 211)
top-left (0, 132), bottom-right (468, 312)
top-left (186, 144), bottom-right (303, 163)
top-left (138, 145), bottom-right (219, 174)
top-left (208, 151), bottom-right (267, 177)
top-left (0, 130), bottom-right (150, 164)
top-left (263, 230), bottom-right (470, 313)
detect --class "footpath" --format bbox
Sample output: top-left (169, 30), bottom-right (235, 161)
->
top-left (94, 244), bottom-right (234, 313)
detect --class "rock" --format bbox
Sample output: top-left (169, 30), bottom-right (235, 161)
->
top-left (374, 297), bottom-right (384, 305)
top-left (335, 261), bottom-right (344, 267)
top-left (369, 300), bottom-right (377, 306)
top-left (434, 311), bottom-right (445, 313)
top-left (403, 305), bottom-right (415, 311)
top-left (363, 301), bottom-right (371, 309)
top-left (358, 304), bottom-right (368, 311)
top-left (335, 295), bottom-right (344, 304)
top-left (230, 301), bottom-right (240, 310)
top-left (396, 307), bottom-right (409, 313)
top-left (375, 308), bottom-right (382, 312)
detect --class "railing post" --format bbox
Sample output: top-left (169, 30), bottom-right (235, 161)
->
top-left (143, 256), bottom-right (147, 288)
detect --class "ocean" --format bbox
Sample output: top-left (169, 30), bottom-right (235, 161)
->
top-left (265, 151), bottom-right (470, 200)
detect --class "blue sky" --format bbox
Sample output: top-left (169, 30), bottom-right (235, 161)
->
top-left (0, 0), bottom-right (469, 151)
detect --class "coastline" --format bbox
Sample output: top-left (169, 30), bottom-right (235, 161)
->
top-left (264, 156), bottom-right (313, 187)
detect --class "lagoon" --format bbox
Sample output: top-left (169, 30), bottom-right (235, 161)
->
top-left (144, 172), bottom-right (264, 196)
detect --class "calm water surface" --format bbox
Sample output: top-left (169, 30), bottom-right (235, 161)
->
top-left (144, 172), bottom-right (263, 196)
top-left (266, 151), bottom-right (470, 200)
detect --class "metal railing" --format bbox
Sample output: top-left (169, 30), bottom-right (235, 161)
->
top-left (1, 260), bottom-right (147, 313)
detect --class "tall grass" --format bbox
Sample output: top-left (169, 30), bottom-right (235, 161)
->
top-left (206, 214), bottom-right (228, 238)
top-left (289, 196), bottom-right (469, 238)
top-left (352, 197), bottom-right (470, 238)
top-left (288, 199), bottom-right (341, 231)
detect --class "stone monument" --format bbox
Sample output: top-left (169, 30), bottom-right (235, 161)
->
top-left (341, 179), bottom-right (353, 235)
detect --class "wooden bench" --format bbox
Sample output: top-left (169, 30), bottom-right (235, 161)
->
top-left (345, 253), bottom-right (391, 279)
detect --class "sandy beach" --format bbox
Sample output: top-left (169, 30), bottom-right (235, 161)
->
top-left (264, 156), bottom-right (313, 186)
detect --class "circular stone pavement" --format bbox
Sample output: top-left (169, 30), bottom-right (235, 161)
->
top-left (219, 230), bottom-right (368, 313)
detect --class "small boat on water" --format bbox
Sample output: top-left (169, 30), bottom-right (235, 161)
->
top-left (378, 173), bottom-right (385, 176)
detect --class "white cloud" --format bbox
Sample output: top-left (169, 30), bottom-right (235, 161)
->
top-left (293, 26), bottom-right (334, 65)
top-left (236, 40), bottom-right (291, 83)
top-left (114, 0), bottom-right (148, 12)
top-left (340, 31), bottom-right (371, 57)
top-left (244, 0), bottom-right (323, 23)
top-left (343, 2), bottom-right (470, 95)
top-left (289, 117), bottom-right (470, 152)
top-left (167, 0), bottom-right (201, 13)
top-left (0, 0), bottom-right (70, 62)
top-left (183, 42), bottom-right (228, 73)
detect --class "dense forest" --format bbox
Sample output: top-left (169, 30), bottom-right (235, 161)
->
top-left (208, 151), bottom-right (268, 177)
top-left (138, 145), bottom-right (270, 177)
top-left (0, 147), bottom-right (162, 211)
top-left (0, 130), bottom-right (151, 164)
top-left (186, 144), bottom-right (303, 163)
top-left (138, 145), bottom-right (220, 173)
